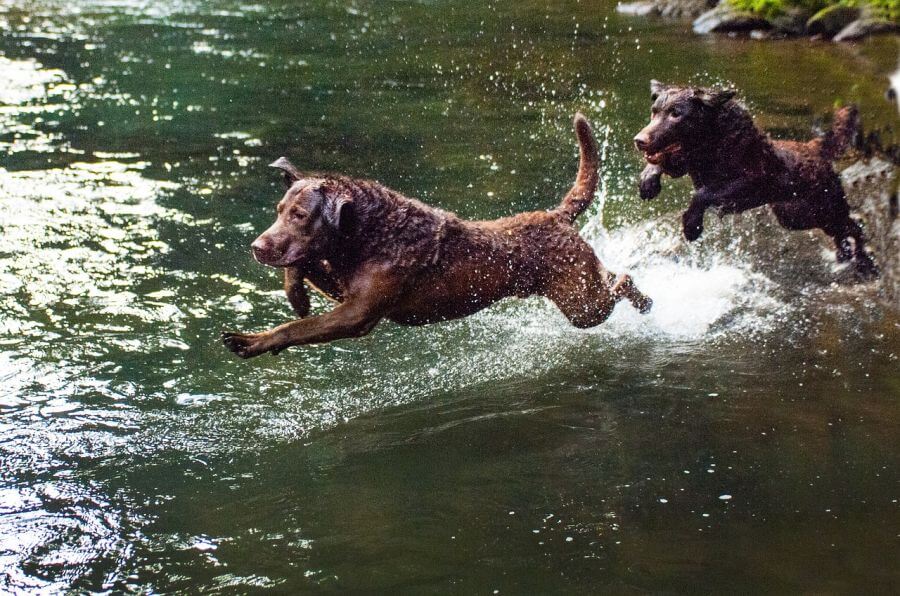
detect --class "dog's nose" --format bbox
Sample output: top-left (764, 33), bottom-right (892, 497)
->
top-left (634, 135), bottom-right (649, 152)
top-left (251, 237), bottom-right (274, 263)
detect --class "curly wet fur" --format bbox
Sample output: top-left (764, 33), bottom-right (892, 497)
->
top-left (223, 114), bottom-right (652, 359)
top-left (634, 82), bottom-right (876, 277)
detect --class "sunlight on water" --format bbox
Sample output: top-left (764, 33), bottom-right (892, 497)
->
top-left (0, 0), bottom-right (896, 591)
top-left (0, 56), bottom-right (67, 106)
top-left (199, 208), bottom-right (805, 450)
top-left (0, 164), bottom-right (180, 346)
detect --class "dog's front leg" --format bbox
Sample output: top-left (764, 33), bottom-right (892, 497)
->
top-left (682, 189), bottom-right (714, 241)
top-left (284, 266), bottom-right (311, 317)
top-left (223, 267), bottom-right (399, 359)
top-left (222, 303), bottom-right (379, 359)
top-left (639, 163), bottom-right (664, 200)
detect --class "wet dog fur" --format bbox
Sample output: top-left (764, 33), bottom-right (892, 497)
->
top-left (633, 81), bottom-right (877, 278)
top-left (223, 114), bottom-right (652, 358)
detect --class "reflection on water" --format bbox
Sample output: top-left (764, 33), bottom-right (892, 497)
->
top-left (0, 0), bottom-right (898, 592)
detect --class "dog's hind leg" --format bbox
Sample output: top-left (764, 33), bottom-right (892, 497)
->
top-left (608, 273), bottom-right (653, 314)
top-left (546, 278), bottom-right (615, 329)
top-left (826, 218), bottom-right (878, 278)
top-left (544, 260), bottom-right (651, 329)
top-left (831, 233), bottom-right (853, 263)
top-left (845, 218), bottom-right (879, 279)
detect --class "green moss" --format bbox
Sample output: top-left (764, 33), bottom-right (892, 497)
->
top-left (728, 0), bottom-right (899, 22)
top-left (728, 0), bottom-right (824, 18)
top-left (867, 0), bottom-right (900, 21)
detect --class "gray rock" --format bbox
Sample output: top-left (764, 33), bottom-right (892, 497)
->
top-left (771, 7), bottom-right (812, 36)
top-left (806, 5), bottom-right (861, 37)
top-left (660, 0), bottom-right (719, 18)
top-left (842, 157), bottom-right (899, 302)
top-left (618, 0), bottom-right (717, 18)
top-left (834, 18), bottom-right (899, 42)
top-left (616, 1), bottom-right (659, 16)
top-left (693, 4), bottom-right (772, 34)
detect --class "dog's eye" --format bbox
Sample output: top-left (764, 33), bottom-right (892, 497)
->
top-left (670, 108), bottom-right (682, 118)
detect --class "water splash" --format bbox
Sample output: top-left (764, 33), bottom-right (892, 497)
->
top-left (584, 217), bottom-right (788, 340)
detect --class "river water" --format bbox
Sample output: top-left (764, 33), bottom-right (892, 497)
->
top-left (0, 0), bottom-right (898, 592)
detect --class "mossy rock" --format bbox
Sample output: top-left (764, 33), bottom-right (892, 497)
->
top-left (659, 0), bottom-right (719, 18)
top-left (694, 4), bottom-right (773, 33)
top-left (806, 5), bottom-right (861, 37)
top-left (772, 6), bottom-right (813, 35)
top-left (834, 17), bottom-right (899, 41)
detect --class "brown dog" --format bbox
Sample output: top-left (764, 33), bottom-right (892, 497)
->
top-left (223, 114), bottom-right (652, 358)
top-left (633, 81), bottom-right (877, 277)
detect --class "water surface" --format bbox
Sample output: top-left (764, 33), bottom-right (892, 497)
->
top-left (0, 0), bottom-right (898, 592)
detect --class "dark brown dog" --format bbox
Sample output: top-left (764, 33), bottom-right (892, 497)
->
top-left (633, 81), bottom-right (877, 277)
top-left (223, 114), bottom-right (652, 358)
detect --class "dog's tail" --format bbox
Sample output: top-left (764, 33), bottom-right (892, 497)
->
top-left (554, 112), bottom-right (600, 225)
top-left (819, 105), bottom-right (859, 161)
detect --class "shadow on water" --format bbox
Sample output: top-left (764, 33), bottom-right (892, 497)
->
top-left (0, 0), bottom-right (898, 592)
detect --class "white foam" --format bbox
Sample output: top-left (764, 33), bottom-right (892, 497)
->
top-left (584, 218), bottom-right (787, 341)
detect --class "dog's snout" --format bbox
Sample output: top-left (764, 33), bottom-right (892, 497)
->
top-left (634, 135), bottom-right (650, 152)
top-left (251, 236), bottom-right (276, 263)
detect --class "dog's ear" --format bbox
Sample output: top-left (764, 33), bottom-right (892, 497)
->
top-left (321, 189), bottom-right (355, 234)
top-left (694, 87), bottom-right (736, 108)
top-left (650, 80), bottom-right (668, 101)
top-left (269, 157), bottom-right (303, 186)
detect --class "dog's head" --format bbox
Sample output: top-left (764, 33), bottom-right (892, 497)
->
top-left (249, 157), bottom-right (354, 267)
top-left (633, 80), bottom-right (736, 163)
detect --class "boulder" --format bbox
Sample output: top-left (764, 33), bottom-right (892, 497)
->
top-left (617, 1), bottom-right (659, 16)
top-left (834, 18), bottom-right (899, 42)
top-left (771, 7), bottom-right (813, 36)
top-left (842, 157), bottom-right (899, 302)
top-left (806, 5), bottom-right (861, 37)
top-left (693, 4), bottom-right (772, 34)
top-left (618, 0), bottom-right (717, 18)
top-left (659, 0), bottom-right (719, 18)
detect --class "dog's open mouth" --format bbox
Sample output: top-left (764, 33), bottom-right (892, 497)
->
top-left (644, 142), bottom-right (682, 165)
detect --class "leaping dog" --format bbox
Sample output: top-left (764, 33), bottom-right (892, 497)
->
top-left (223, 114), bottom-right (652, 359)
top-left (634, 81), bottom-right (877, 278)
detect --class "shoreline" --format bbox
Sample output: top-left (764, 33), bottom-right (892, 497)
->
top-left (616, 0), bottom-right (899, 42)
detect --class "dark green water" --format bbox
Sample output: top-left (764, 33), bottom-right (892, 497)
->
top-left (1, 0), bottom-right (898, 592)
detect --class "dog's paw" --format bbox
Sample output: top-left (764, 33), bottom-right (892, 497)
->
top-left (682, 211), bottom-right (704, 242)
top-left (854, 255), bottom-right (879, 281)
top-left (639, 174), bottom-right (662, 200)
top-left (636, 295), bottom-right (653, 314)
top-left (222, 331), bottom-right (276, 359)
top-left (683, 226), bottom-right (703, 242)
top-left (835, 242), bottom-right (853, 263)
